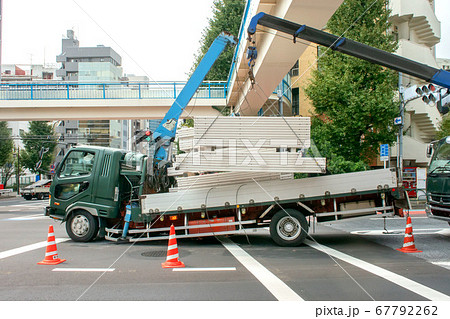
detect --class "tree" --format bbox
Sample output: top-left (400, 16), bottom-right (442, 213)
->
top-left (0, 122), bottom-right (13, 167)
top-left (436, 114), bottom-right (450, 140)
top-left (20, 121), bottom-right (57, 176)
top-left (0, 121), bottom-right (14, 185)
top-left (305, 0), bottom-right (398, 173)
top-left (190, 0), bottom-right (245, 81)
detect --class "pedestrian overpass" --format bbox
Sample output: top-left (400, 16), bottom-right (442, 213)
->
top-left (0, 0), bottom-right (343, 121)
top-left (0, 81), bottom-right (226, 121)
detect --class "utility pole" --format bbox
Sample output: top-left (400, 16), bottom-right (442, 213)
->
top-left (397, 73), bottom-right (404, 185)
top-left (277, 89), bottom-right (283, 116)
top-left (15, 146), bottom-right (20, 195)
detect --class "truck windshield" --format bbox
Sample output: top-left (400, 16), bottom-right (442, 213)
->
top-left (58, 150), bottom-right (95, 178)
top-left (429, 140), bottom-right (450, 174)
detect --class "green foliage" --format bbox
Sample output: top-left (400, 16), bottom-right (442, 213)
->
top-left (305, 0), bottom-right (398, 173)
top-left (0, 121), bottom-right (14, 167)
top-left (0, 121), bottom-right (15, 185)
top-left (436, 114), bottom-right (450, 140)
top-left (181, 119), bottom-right (194, 128)
top-left (190, 0), bottom-right (245, 80)
top-left (20, 121), bottom-right (57, 175)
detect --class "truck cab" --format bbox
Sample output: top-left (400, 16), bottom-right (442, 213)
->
top-left (426, 136), bottom-right (450, 224)
top-left (46, 146), bottom-right (147, 241)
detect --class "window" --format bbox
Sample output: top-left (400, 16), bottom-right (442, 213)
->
top-left (58, 150), bottom-right (95, 178)
top-left (292, 88), bottom-right (299, 116)
top-left (290, 61), bottom-right (299, 77)
top-left (54, 182), bottom-right (89, 200)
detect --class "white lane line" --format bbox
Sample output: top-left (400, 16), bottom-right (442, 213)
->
top-left (52, 268), bottom-right (115, 272)
top-left (369, 217), bottom-right (428, 220)
top-left (219, 237), bottom-right (304, 301)
top-left (305, 239), bottom-right (450, 301)
top-left (352, 228), bottom-right (445, 236)
top-left (431, 261), bottom-right (450, 269)
top-left (173, 267), bottom-right (236, 272)
top-left (0, 238), bottom-right (70, 260)
top-left (6, 214), bottom-right (47, 221)
top-left (437, 229), bottom-right (450, 236)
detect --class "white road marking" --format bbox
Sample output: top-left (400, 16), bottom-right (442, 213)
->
top-left (6, 214), bottom-right (47, 221)
top-left (305, 239), bottom-right (450, 301)
top-left (351, 228), bottom-right (445, 236)
top-left (0, 238), bottom-right (70, 260)
top-left (437, 229), bottom-right (450, 236)
top-left (0, 203), bottom-right (46, 208)
top-left (52, 268), bottom-right (115, 272)
top-left (369, 216), bottom-right (428, 220)
top-left (173, 267), bottom-right (236, 272)
top-left (219, 237), bottom-right (304, 301)
top-left (431, 261), bottom-right (450, 270)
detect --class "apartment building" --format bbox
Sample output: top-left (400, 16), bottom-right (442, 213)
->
top-left (54, 30), bottom-right (129, 164)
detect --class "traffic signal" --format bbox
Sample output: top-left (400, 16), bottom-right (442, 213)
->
top-left (135, 130), bottom-right (152, 144)
top-left (415, 84), bottom-right (438, 106)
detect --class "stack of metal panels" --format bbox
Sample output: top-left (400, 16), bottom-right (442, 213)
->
top-left (178, 116), bottom-right (311, 151)
top-left (173, 149), bottom-right (325, 173)
top-left (171, 171), bottom-right (293, 192)
top-left (171, 116), bottom-right (326, 189)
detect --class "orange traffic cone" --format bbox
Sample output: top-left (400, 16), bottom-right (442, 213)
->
top-left (162, 224), bottom-right (185, 268)
top-left (397, 215), bottom-right (422, 253)
top-left (37, 225), bottom-right (66, 265)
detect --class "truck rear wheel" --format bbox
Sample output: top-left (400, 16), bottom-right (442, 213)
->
top-left (66, 210), bottom-right (99, 242)
top-left (270, 209), bottom-right (308, 247)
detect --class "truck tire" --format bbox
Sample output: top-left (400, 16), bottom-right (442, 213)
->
top-left (37, 193), bottom-right (44, 200)
top-left (270, 209), bottom-right (308, 247)
top-left (23, 195), bottom-right (32, 200)
top-left (66, 210), bottom-right (99, 242)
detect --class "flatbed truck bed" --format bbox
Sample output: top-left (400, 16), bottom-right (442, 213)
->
top-left (105, 168), bottom-right (398, 245)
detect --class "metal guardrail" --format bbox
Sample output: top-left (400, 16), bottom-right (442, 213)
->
top-left (0, 81), bottom-right (227, 101)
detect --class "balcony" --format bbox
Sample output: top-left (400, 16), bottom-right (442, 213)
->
top-left (390, 0), bottom-right (440, 47)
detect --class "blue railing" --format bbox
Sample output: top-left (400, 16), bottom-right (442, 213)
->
top-left (0, 81), bottom-right (228, 101)
top-left (273, 73), bottom-right (292, 103)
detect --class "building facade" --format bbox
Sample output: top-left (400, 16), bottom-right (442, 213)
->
top-left (289, 0), bottom-right (444, 167)
top-left (389, 0), bottom-right (442, 166)
top-left (54, 30), bottom-right (129, 164)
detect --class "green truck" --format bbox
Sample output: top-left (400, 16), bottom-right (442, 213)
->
top-left (45, 145), bottom-right (400, 245)
top-left (426, 136), bottom-right (450, 224)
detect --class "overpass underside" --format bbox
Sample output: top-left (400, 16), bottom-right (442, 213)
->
top-left (227, 0), bottom-right (343, 115)
top-left (0, 98), bottom-right (224, 121)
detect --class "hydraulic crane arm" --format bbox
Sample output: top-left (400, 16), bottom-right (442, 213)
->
top-left (146, 32), bottom-right (236, 192)
top-left (247, 12), bottom-right (450, 89)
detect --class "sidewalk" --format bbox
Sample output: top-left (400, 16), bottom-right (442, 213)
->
top-left (0, 190), bottom-right (18, 200)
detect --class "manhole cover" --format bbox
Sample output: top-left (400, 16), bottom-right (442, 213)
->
top-left (141, 250), bottom-right (167, 258)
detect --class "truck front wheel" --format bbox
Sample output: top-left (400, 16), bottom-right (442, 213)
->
top-left (66, 210), bottom-right (99, 242)
top-left (270, 209), bottom-right (308, 247)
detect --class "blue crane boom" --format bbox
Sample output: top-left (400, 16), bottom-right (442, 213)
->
top-left (146, 32), bottom-right (236, 192)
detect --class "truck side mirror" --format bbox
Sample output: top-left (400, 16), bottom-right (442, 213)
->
top-left (426, 144), bottom-right (433, 158)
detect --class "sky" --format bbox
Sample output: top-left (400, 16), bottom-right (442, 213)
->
top-left (1, 0), bottom-right (449, 82)
top-left (1, 0), bottom-right (216, 81)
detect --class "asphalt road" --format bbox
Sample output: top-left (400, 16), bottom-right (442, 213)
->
top-left (0, 197), bottom-right (449, 317)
